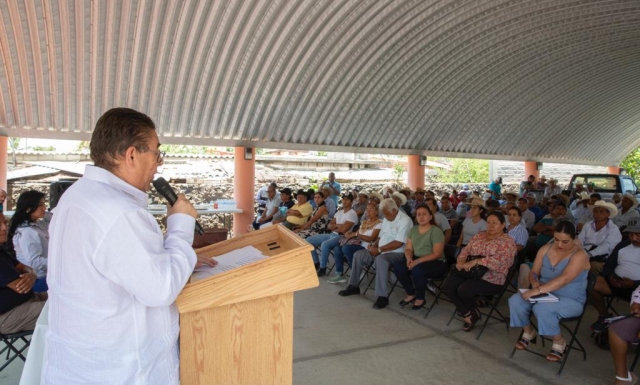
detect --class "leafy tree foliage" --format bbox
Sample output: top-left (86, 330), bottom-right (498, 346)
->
top-left (621, 147), bottom-right (640, 186)
top-left (430, 158), bottom-right (489, 183)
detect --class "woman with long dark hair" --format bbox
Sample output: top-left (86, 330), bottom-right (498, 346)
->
top-left (509, 220), bottom-right (589, 363)
top-left (9, 190), bottom-right (49, 292)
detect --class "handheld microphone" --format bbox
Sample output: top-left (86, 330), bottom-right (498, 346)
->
top-left (152, 177), bottom-right (205, 235)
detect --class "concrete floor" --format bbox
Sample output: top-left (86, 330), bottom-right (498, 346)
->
top-left (1, 277), bottom-right (631, 385)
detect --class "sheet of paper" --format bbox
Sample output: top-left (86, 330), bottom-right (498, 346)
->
top-left (191, 245), bottom-right (268, 281)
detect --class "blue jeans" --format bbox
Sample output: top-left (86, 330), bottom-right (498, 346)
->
top-left (341, 245), bottom-right (364, 269)
top-left (307, 233), bottom-right (341, 270)
top-left (33, 277), bottom-right (48, 293)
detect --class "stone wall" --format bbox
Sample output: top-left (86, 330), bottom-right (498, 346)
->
top-left (493, 161), bottom-right (608, 186)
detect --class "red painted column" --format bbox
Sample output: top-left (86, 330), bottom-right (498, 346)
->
top-left (524, 161), bottom-right (539, 181)
top-left (0, 136), bottom-right (7, 191)
top-left (233, 147), bottom-right (255, 237)
top-left (607, 166), bottom-right (620, 175)
top-left (407, 155), bottom-right (425, 191)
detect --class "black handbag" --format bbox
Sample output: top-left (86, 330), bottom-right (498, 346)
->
top-left (450, 255), bottom-right (489, 279)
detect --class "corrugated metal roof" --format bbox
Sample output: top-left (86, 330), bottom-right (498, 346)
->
top-left (1, 1), bottom-right (639, 165)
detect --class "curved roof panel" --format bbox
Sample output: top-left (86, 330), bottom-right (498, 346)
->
top-left (1, 0), bottom-right (639, 165)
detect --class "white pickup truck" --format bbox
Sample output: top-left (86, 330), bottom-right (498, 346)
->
top-left (565, 173), bottom-right (640, 204)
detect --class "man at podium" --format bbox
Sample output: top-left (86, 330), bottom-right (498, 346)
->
top-left (43, 108), bottom-right (205, 385)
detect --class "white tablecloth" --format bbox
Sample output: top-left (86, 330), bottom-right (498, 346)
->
top-left (19, 301), bottom-right (48, 385)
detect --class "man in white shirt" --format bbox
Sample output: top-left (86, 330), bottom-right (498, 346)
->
top-left (338, 199), bottom-right (413, 310)
top-left (578, 200), bottom-right (622, 274)
top-left (613, 194), bottom-right (640, 229)
top-left (543, 178), bottom-right (562, 201)
top-left (44, 108), bottom-right (214, 385)
top-left (252, 183), bottom-right (281, 230)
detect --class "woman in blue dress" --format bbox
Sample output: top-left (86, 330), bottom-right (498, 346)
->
top-left (508, 220), bottom-right (589, 362)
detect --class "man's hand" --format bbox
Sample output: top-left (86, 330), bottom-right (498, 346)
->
top-left (167, 193), bottom-right (197, 218)
top-left (608, 276), bottom-right (622, 288)
top-left (15, 272), bottom-right (36, 293)
top-left (195, 255), bottom-right (218, 269)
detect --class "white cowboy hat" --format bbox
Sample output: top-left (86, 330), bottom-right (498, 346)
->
top-left (623, 194), bottom-right (639, 208)
top-left (392, 192), bottom-right (407, 206)
top-left (592, 200), bottom-right (618, 217)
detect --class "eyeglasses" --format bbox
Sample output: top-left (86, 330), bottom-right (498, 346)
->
top-left (141, 148), bottom-right (166, 164)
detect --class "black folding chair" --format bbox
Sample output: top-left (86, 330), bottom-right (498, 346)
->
top-left (0, 330), bottom-right (34, 371)
top-left (510, 272), bottom-right (597, 376)
top-left (363, 264), bottom-right (399, 297)
top-left (423, 245), bottom-right (460, 319)
top-left (447, 253), bottom-right (519, 340)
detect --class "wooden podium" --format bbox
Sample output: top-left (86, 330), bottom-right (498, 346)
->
top-left (176, 225), bottom-right (318, 385)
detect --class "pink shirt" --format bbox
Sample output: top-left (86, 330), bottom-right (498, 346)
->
top-left (457, 232), bottom-right (517, 285)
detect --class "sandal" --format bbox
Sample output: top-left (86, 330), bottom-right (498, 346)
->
top-left (615, 372), bottom-right (638, 384)
top-left (546, 339), bottom-right (566, 362)
top-left (515, 330), bottom-right (537, 350)
top-left (462, 310), bottom-right (481, 332)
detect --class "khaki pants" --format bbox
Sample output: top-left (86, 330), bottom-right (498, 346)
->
top-left (0, 293), bottom-right (47, 334)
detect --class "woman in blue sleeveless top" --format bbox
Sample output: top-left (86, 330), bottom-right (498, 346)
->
top-left (509, 220), bottom-right (590, 363)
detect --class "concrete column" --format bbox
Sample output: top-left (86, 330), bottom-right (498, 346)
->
top-left (524, 161), bottom-right (539, 180)
top-left (233, 147), bottom-right (255, 237)
top-left (607, 166), bottom-right (620, 175)
top-left (407, 155), bottom-right (425, 190)
top-left (0, 137), bottom-right (7, 205)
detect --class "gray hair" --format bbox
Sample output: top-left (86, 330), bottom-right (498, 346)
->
top-left (380, 198), bottom-right (398, 212)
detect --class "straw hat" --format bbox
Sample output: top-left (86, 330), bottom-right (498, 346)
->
top-left (504, 191), bottom-right (519, 200)
top-left (399, 187), bottom-right (412, 194)
top-left (592, 200), bottom-right (618, 217)
top-left (623, 194), bottom-right (639, 208)
top-left (369, 192), bottom-right (384, 202)
top-left (468, 197), bottom-right (486, 208)
top-left (578, 192), bottom-right (591, 201)
top-left (539, 175), bottom-right (548, 181)
top-left (392, 192), bottom-right (407, 206)
top-left (415, 187), bottom-right (427, 194)
top-left (553, 194), bottom-right (569, 207)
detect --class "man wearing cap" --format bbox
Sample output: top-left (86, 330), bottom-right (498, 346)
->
top-left (488, 177), bottom-right (503, 200)
top-left (338, 199), bottom-right (413, 310)
top-left (613, 194), bottom-right (640, 229)
top-left (270, 188), bottom-right (295, 223)
top-left (520, 175), bottom-right (536, 196)
top-left (577, 200), bottom-right (622, 273)
top-left (320, 172), bottom-right (341, 206)
top-left (589, 218), bottom-right (640, 332)
top-left (543, 178), bottom-right (562, 200)
top-left (411, 188), bottom-right (427, 217)
top-left (252, 183), bottom-right (281, 230)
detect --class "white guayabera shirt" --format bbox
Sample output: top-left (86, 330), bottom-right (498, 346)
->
top-left (44, 165), bottom-right (197, 385)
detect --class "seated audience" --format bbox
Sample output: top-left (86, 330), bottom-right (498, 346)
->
top-left (295, 192), bottom-right (330, 239)
top-left (394, 205), bottom-right (446, 310)
top-left (532, 202), bottom-right (570, 250)
top-left (425, 198), bottom-right (452, 244)
top-left (570, 192), bottom-right (591, 223)
top-left (322, 186), bottom-right (337, 219)
top-left (526, 193), bottom-right (544, 223)
top-left (252, 183), bottom-right (280, 229)
top-left (440, 197), bottom-right (458, 230)
top-left (543, 178), bottom-right (562, 201)
top-left (411, 188), bottom-right (428, 217)
top-left (517, 197), bottom-right (535, 231)
top-left (352, 192), bottom-right (369, 222)
top-left (338, 199), bottom-right (413, 310)
top-left (576, 193), bottom-right (602, 231)
top-left (334, 203), bottom-right (383, 284)
top-left (450, 189), bottom-right (461, 209)
top-left (10, 190), bottom-right (50, 292)
top-left (272, 189), bottom-right (313, 230)
top-left (507, 207), bottom-right (528, 252)
top-left (578, 200), bottom-right (622, 274)
top-left (613, 194), bottom-right (639, 229)
top-left (520, 175), bottom-right (536, 196)
top-left (589, 219), bottom-right (640, 332)
top-left (509, 221), bottom-right (589, 362)
top-left (456, 197), bottom-right (487, 248)
top-left (444, 211), bottom-right (516, 331)
top-left (607, 284), bottom-right (640, 384)
top-left (456, 191), bottom-right (469, 220)
top-left (0, 212), bottom-right (47, 335)
top-left (308, 193), bottom-right (358, 277)
top-left (392, 192), bottom-right (409, 216)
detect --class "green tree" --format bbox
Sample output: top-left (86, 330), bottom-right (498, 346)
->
top-left (76, 141), bottom-right (90, 151)
top-left (620, 147), bottom-right (640, 186)
top-left (8, 137), bottom-right (21, 167)
top-left (431, 158), bottom-right (489, 183)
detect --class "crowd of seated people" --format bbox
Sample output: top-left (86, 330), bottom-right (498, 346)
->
top-left (246, 174), bottom-right (640, 382)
